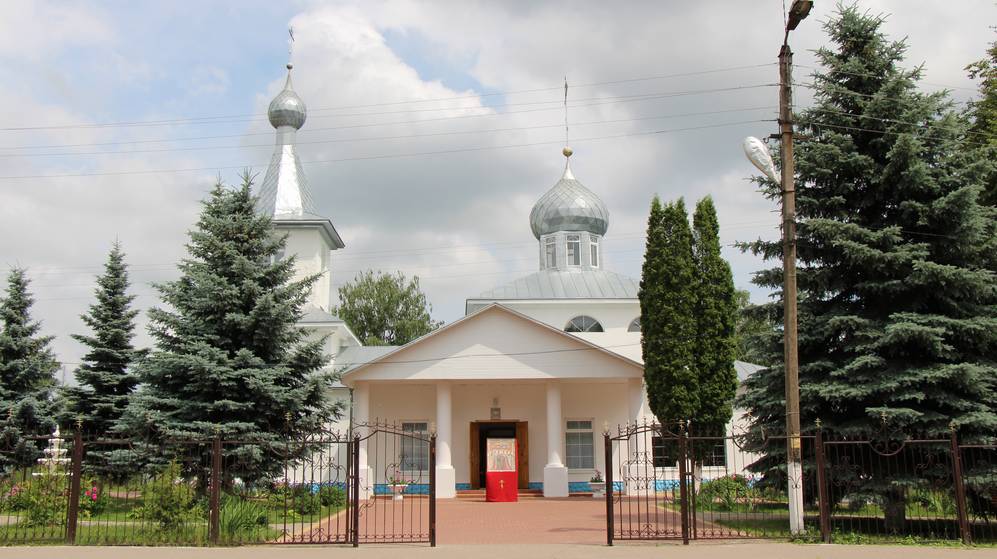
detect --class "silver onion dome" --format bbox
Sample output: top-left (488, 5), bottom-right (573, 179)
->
top-left (529, 148), bottom-right (609, 239)
top-left (268, 64), bottom-right (307, 130)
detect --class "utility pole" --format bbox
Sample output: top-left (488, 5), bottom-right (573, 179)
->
top-left (779, 0), bottom-right (811, 535)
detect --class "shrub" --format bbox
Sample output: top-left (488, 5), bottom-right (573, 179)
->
top-left (220, 496), bottom-right (268, 538)
top-left (80, 483), bottom-right (109, 517)
top-left (697, 474), bottom-right (750, 511)
top-left (267, 483), bottom-right (320, 516)
top-left (1, 480), bottom-right (30, 511)
top-left (130, 461), bottom-right (203, 529)
top-left (20, 473), bottom-right (68, 527)
top-left (318, 485), bottom-right (346, 508)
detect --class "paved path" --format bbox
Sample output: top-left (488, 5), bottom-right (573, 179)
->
top-left (1, 543), bottom-right (993, 559)
top-left (438, 496), bottom-right (609, 544)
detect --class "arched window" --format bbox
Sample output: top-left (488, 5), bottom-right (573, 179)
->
top-left (565, 315), bottom-right (603, 333)
top-left (627, 317), bottom-right (641, 332)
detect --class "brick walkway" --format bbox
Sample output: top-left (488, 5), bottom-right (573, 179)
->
top-left (437, 496), bottom-right (611, 544)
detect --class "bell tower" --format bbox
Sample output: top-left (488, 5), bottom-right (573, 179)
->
top-left (257, 53), bottom-right (345, 312)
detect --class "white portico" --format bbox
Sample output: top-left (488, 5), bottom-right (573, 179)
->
top-left (341, 303), bottom-right (646, 499)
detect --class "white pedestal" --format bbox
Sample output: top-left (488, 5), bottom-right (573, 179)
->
top-left (543, 465), bottom-right (569, 497)
top-left (435, 465), bottom-right (456, 498)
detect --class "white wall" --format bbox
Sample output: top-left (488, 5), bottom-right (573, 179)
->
top-left (362, 380), bottom-right (630, 487)
top-left (280, 227), bottom-right (333, 311)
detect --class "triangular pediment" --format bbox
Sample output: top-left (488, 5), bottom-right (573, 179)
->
top-left (342, 304), bottom-right (642, 383)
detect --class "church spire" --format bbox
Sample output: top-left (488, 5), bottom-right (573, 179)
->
top-left (256, 27), bottom-right (320, 220)
top-left (255, 30), bottom-right (343, 250)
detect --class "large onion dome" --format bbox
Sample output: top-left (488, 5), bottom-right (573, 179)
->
top-left (529, 147), bottom-right (609, 239)
top-left (268, 64), bottom-right (307, 130)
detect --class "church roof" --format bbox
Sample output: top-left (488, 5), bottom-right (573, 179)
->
top-left (335, 345), bottom-right (400, 374)
top-left (529, 150), bottom-right (609, 240)
top-left (297, 304), bottom-right (344, 325)
top-left (255, 63), bottom-right (344, 249)
top-left (471, 268), bottom-right (639, 301)
top-left (268, 66), bottom-right (307, 130)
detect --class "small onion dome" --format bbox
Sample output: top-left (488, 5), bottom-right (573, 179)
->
top-left (268, 64), bottom-right (307, 130)
top-left (529, 148), bottom-right (609, 239)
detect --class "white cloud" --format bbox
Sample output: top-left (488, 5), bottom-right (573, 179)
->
top-left (1, 0), bottom-right (993, 369)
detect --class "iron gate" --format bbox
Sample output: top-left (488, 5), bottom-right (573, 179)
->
top-left (353, 421), bottom-right (436, 545)
top-left (219, 421), bottom-right (436, 546)
top-left (605, 420), bottom-right (817, 544)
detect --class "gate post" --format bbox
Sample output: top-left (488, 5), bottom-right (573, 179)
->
top-left (430, 433), bottom-right (437, 547)
top-left (678, 423), bottom-right (690, 545)
top-left (352, 433), bottom-right (361, 547)
top-left (604, 431), bottom-right (613, 546)
top-left (209, 436), bottom-right (222, 545)
top-left (815, 425), bottom-right (831, 543)
top-left (65, 429), bottom-right (83, 544)
top-left (949, 425), bottom-right (971, 545)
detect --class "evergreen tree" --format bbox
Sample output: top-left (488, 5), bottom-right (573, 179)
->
top-left (738, 6), bottom-right (997, 527)
top-left (691, 197), bottom-right (738, 435)
top-left (966, 31), bottom-right (997, 206)
top-left (0, 269), bottom-right (59, 472)
top-left (61, 242), bottom-right (142, 439)
top-left (119, 176), bottom-right (340, 484)
top-left (733, 289), bottom-right (776, 366)
top-left (334, 270), bottom-right (442, 345)
top-left (640, 197), bottom-right (698, 424)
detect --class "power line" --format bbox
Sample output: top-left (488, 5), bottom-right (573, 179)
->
top-left (0, 119), bottom-right (771, 180)
top-left (0, 106), bottom-right (774, 159)
top-left (53, 341), bottom-right (644, 370)
top-left (0, 64), bottom-right (776, 132)
top-left (794, 63), bottom-right (978, 93)
top-left (20, 220), bottom-right (778, 279)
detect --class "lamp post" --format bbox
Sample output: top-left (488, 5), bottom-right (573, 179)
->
top-left (743, 0), bottom-right (812, 535)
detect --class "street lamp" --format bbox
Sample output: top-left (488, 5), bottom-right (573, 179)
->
top-left (743, 0), bottom-right (812, 536)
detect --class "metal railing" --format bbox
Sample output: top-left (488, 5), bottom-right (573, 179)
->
top-left (605, 421), bottom-right (997, 545)
top-left (0, 423), bottom-right (436, 547)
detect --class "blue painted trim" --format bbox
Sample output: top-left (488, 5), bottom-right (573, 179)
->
top-left (569, 481), bottom-right (595, 493)
top-left (455, 483), bottom-right (472, 491)
top-left (528, 482), bottom-right (543, 491)
top-left (373, 483), bottom-right (430, 495)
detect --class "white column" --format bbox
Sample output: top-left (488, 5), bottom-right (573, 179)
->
top-left (626, 379), bottom-right (647, 496)
top-left (543, 382), bottom-right (569, 497)
top-left (627, 378), bottom-right (645, 423)
top-left (435, 382), bottom-right (456, 498)
top-left (353, 382), bottom-right (373, 499)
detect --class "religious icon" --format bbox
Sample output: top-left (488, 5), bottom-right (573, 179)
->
top-left (486, 438), bottom-right (516, 472)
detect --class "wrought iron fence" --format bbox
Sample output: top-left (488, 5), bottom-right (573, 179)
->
top-left (0, 422), bottom-right (435, 547)
top-left (605, 421), bottom-right (996, 546)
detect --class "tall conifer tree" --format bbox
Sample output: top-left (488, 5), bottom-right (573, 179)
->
top-left (966, 33), bottom-right (997, 206)
top-left (738, 6), bottom-right (997, 526)
top-left (120, 176), bottom-right (341, 484)
top-left (691, 197), bottom-right (738, 435)
top-left (640, 197), bottom-right (698, 424)
top-left (0, 269), bottom-right (59, 471)
top-left (62, 242), bottom-right (142, 437)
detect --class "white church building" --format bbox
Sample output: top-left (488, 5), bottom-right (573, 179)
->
top-left (257, 61), bottom-right (759, 499)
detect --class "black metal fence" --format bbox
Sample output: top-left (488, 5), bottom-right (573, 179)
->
top-left (605, 421), bottom-right (997, 546)
top-left (0, 423), bottom-right (435, 547)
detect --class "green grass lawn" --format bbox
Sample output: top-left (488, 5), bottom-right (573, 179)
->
top-left (0, 494), bottom-right (345, 546)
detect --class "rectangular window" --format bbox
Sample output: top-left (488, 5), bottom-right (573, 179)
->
top-left (695, 440), bottom-right (726, 468)
top-left (652, 436), bottom-right (679, 468)
top-left (544, 237), bottom-right (557, 268)
top-left (566, 235), bottom-right (581, 266)
top-left (565, 419), bottom-right (594, 469)
top-left (400, 422), bottom-right (429, 471)
top-left (590, 236), bottom-right (599, 267)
